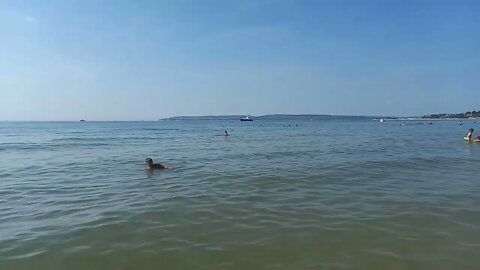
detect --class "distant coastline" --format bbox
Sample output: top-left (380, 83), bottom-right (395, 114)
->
top-left (159, 112), bottom-right (480, 122)
top-left (160, 114), bottom-right (376, 121)
top-left (421, 110), bottom-right (480, 119)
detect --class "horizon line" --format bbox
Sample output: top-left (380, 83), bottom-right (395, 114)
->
top-left (1, 113), bottom-right (415, 122)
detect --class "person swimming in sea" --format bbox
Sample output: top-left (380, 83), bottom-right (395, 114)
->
top-left (224, 130), bottom-right (229, 136)
top-left (145, 158), bottom-right (169, 170)
top-left (466, 128), bottom-right (474, 141)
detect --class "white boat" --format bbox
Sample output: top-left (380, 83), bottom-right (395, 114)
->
top-left (240, 116), bottom-right (253, 122)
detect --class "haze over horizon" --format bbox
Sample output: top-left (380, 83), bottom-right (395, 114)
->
top-left (1, 0), bottom-right (479, 121)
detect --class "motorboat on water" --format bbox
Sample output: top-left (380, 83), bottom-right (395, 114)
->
top-left (240, 116), bottom-right (254, 122)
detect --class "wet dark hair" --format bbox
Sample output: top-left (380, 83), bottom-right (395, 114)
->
top-left (469, 128), bottom-right (474, 132)
top-left (145, 158), bottom-right (153, 163)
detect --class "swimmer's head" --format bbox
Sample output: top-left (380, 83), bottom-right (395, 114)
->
top-left (145, 158), bottom-right (153, 166)
top-left (469, 128), bottom-right (474, 132)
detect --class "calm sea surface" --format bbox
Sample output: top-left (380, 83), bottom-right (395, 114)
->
top-left (1, 119), bottom-right (479, 270)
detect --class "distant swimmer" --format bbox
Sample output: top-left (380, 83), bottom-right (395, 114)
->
top-left (145, 158), bottom-right (169, 170)
top-left (224, 130), bottom-right (229, 136)
top-left (466, 128), bottom-right (474, 141)
top-left (459, 121), bottom-right (463, 125)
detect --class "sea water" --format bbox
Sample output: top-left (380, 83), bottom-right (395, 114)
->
top-left (1, 119), bottom-right (479, 270)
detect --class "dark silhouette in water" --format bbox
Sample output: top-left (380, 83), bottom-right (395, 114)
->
top-left (145, 158), bottom-right (169, 170)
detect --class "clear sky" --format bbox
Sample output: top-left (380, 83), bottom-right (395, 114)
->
top-left (1, 0), bottom-right (479, 120)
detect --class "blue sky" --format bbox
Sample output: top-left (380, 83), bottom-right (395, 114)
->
top-left (1, 0), bottom-right (479, 120)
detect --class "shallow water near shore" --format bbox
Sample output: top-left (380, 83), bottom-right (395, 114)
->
top-left (1, 119), bottom-right (479, 270)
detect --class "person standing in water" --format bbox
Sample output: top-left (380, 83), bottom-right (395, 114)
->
top-left (466, 128), bottom-right (474, 141)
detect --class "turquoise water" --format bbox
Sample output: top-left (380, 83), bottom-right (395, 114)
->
top-left (1, 119), bottom-right (479, 270)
